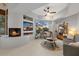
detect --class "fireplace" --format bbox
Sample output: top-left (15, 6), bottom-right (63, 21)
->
top-left (9, 28), bottom-right (21, 37)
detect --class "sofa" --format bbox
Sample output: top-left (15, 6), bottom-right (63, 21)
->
top-left (63, 44), bottom-right (79, 56)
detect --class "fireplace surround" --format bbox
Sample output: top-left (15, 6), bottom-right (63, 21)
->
top-left (9, 28), bottom-right (21, 37)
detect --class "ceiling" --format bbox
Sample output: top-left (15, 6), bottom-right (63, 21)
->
top-left (32, 3), bottom-right (69, 20)
top-left (7, 3), bottom-right (68, 13)
top-left (7, 3), bottom-right (48, 12)
top-left (32, 3), bottom-right (68, 15)
top-left (6, 3), bottom-right (79, 21)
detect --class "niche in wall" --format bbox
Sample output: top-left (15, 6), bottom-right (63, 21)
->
top-left (23, 15), bottom-right (33, 35)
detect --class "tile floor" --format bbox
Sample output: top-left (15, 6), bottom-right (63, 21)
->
top-left (0, 39), bottom-right (63, 56)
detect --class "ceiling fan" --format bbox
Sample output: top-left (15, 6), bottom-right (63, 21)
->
top-left (43, 7), bottom-right (56, 16)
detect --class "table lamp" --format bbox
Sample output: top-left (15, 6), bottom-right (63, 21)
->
top-left (68, 28), bottom-right (77, 42)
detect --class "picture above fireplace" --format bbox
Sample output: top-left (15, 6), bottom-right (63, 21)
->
top-left (9, 28), bottom-right (21, 37)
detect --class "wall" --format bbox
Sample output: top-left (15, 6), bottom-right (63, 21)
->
top-left (55, 13), bottom-right (79, 32)
top-left (66, 3), bottom-right (79, 17)
top-left (0, 4), bottom-right (34, 49)
top-left (0, 4), bottom-right (7, 10)
top-left (54, 12), bottom-right (79, 42)
top-left (1, 3), bottom-right (79, 48)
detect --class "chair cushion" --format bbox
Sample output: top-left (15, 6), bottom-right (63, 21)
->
top-left (69, 42), bottom-right (79, 47)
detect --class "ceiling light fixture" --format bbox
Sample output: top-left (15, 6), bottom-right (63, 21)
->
top-left (43, 6), bottom-right (56, 16)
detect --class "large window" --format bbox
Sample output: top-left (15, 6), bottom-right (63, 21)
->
top-left (0, 9), bottom-right (8, 35)
top-left (0, 15), bottom-right (5, 34)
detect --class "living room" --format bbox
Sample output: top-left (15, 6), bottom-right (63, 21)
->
top-left (0, 3), bottom-right (79, 56)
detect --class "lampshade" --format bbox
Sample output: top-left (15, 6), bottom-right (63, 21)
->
top-left (68, 28), bottom-right (76, 36)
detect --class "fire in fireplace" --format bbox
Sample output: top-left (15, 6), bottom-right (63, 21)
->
top-left (9, 28), bottom-right (21, 37)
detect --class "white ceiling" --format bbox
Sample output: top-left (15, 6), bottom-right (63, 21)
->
top-left (7, 3), bottom-right (68, 14)
top-left (32, 3), bottom-right (68, 15)
top-left (6, 3), bottom-right (79, 21)
top-left (7, 3), bottom-right (48, 12)
top-left (32, 3), bottom-right (69, 20)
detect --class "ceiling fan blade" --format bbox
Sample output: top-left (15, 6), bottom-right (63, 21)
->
top-left (50, 12), bottom-right (56, 14)
top-left (45, 14), bottom-right (47, 16)
top-left (44, 9), bottom-right (47, 12)
top-left (47, 7), bottom-right (50, 9)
